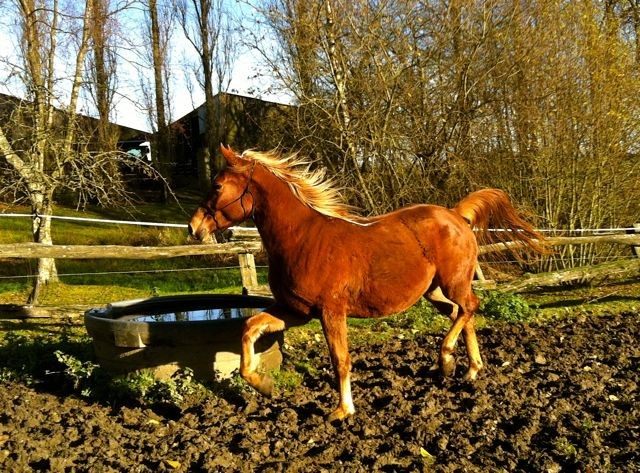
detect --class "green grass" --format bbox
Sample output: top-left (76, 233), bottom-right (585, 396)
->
top-left (2, 196), bottom-right (639, 412)
top-left (0, 257), bottom-right (267, 305)
top-left (0, 194), bottom-right (269, 305)
top-left (0, 317), bottom-right (215, 408)
top-left (3, 195), bottom-right (639, 316)
top-left (0, 202), bottom-right (192, 246)
top-left (0, 263), bottom-right (269, 306)
top-left (0, 319), bottom-right (92, 387)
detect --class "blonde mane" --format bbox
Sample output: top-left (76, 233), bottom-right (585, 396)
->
top-left (241, 149), bottom-right (357, 221)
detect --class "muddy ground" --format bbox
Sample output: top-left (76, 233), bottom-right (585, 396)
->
top-left (0, 312), bottom-right (638, 472)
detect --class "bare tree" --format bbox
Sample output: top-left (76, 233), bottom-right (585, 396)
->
top-left (244, 0), bottom-right (500, 211)
top-left (86, 0), bottom-right (119, 151)
top-left (0, 0), bottom-right (158, 303)
top-left (176, 0), bottom-right (238, 188)
top-left (244, 0), bottom-right (640, 264)
top-left (144, 0), bottom-right (174, 201)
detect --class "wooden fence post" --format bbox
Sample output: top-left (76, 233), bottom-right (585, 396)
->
top-left (634, 224), bottom-right (640, 258)
top-left (238, 252), bottom-right (258, 293)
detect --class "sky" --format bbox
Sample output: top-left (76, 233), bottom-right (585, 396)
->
top-left (0, 1), bottom-right (289, 133)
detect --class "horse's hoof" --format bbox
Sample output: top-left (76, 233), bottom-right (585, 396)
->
top-left (327, 406), bottom-right (355, 422)
top-left (254, 375), bottom-right (274, 398)
top-left (440, 355), bottom-right (456, 377)
top-left (462, 370), bottom-right (479, 382)
top-left (245, 373), bottom-right (274, 397)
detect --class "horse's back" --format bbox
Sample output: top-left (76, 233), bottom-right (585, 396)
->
top-left (386, 204), bottom-right (479, 294)
top-left (336, 204), bottom-right (476, 315)
top-left (366, 204), bottom-right (474, 244)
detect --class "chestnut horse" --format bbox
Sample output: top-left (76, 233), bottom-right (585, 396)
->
top-left (189, 145), bottom-right (544, 421)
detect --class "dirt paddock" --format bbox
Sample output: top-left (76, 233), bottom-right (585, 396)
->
top-left (0, 312), bottom-right (638, 472)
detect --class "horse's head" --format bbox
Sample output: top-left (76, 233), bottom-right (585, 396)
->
top-left (188, 145), bottom-right (256, 242)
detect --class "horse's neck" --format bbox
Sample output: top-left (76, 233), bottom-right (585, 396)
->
top-left (253, 174), bottom-right (317, 250)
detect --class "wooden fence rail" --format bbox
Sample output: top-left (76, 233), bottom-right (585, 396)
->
top-left (475, 232), bottom-right (640, 292)
top-left (0, 227), bottom-right (265, 297)
top-left (3, 233), bottom-right (638, 260)
top-left (492, 259), bottom-right (640, 293)
top-left (1, 229), bottom-right (639, 297)
top-left (0, 241), bottom-right (261, 259)
top-left (478, 233), bottom-right (640, 255)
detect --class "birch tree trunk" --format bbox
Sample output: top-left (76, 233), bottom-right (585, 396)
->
top-left (0, 124), bottom-right (59, 304)
top-left (27, 186), bottom-right (58, 304)
top-left (17, 0), bottom-right (60, 303)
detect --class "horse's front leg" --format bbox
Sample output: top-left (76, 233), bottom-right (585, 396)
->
top-left (240, 306), bottom-right (309, 396)
top-left (320, 311), bottom-right (354, 421)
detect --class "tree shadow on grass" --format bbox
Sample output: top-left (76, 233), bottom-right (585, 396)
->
top-left (0, 319), bottom-right (250, 419)
top-left (534, 294), bottom-right (639, 310)
top-left (0, 322), bottom-right (94, 393)
top-left (528, 279), bottom-right (640, 310)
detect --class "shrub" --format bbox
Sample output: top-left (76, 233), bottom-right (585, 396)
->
top-left (108, 368), bottom-right (207, 407)
top-left (479, 290), bottom-right (533, 322)
top-left (108, 370), bottom-right (158, 403)
top-left (54, 350), bottom-right (99, 395)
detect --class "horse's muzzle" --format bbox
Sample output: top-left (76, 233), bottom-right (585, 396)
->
top-left (188, 208), bottom-right (215, 242)
top-left (187, 224), bottom-right (215, 243)
top-left (187, 222), bottom-right (198, 239)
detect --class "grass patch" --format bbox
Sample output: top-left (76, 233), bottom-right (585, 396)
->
top-left (2, 196), bottom-right (640, 414)
top-left (523, 278), bottom-right (640, 321)
top-left (0, 264), bottom-right (264, 305)
top-left (0, 201), bottom-right (192, 246)
top-left (0, 319), bottom-right (93, 387)
top-left (272, 368), bottom-right (304, 394)
top-left (478, 290), bottom-right (533, 322)
top-left (1, 195), bottom-right (272, 305)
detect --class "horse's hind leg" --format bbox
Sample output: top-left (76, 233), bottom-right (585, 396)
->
top-left (426, 286), bottom-right (483, 380)
top-left (425, 286), bottom-right (458, 372)
top-left (440, 290), bottom-right (482, 380)
top-left (240, 306), bottom-right (310, 396)
top-left (320, 310), bottom-right (355, 421)
top-left (460, 313), bottom-right (483, 381)
top-left (426, 286), bottom-right (458, 322)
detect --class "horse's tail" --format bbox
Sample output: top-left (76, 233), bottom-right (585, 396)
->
top-left (453, 188), bottom-right (546, 254)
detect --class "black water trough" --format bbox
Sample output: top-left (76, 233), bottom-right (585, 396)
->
top-left (84, 294), bottom-right (282, 380)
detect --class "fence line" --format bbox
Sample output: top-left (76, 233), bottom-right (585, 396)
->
top-left (1, 212), bottom-right (637, 234)
top-left (0, 213), bottom-right (187, 228)
top-left (0, 265), bottom-right (251, 280)
top-left (0, 241), bottom-right (261, 259)
top-left (0, 231), bottom-right (264, 294)
top-left (1, 253), bottom-right (637, 282)
top-left (478, 233), bottom-right (640, 255)
top-left (491, 227), bottom-right (638, 233)
top-left (1, 216), bottom-right (639, 295)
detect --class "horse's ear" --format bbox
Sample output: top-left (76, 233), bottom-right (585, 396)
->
top-left (220, 144), bottom-right (240, 166)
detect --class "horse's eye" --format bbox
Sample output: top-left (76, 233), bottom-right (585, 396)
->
top-left (214, 182), bottom-right (223, 192)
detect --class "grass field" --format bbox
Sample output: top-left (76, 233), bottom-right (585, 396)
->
top-left (1, 196), bottom-right (639, 317)
top-left (0, 194), bottom-right (267, 305)
top-left (1, 195), bottom-right (639, 420)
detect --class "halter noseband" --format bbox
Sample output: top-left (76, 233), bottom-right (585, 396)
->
top-left (211, 161), bottom-right (256, 227)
